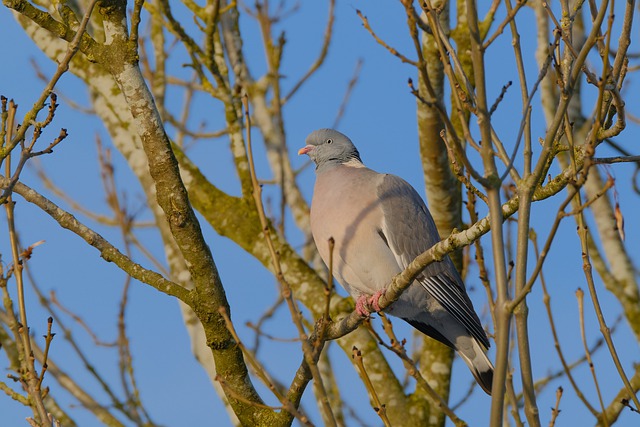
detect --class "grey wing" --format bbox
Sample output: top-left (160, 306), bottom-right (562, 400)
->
top-left (377, 174), bottom-right (490, 349)
top-left (419, 271), bottom-right (490, 348)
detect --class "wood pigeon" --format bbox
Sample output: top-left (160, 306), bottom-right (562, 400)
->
top-left (299, 128), bottom-right (494, 395)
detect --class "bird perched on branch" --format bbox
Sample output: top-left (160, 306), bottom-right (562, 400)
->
top-left (299, 128), bottom-right (494, 394)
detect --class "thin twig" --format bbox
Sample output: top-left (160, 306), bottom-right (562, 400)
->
top-left (576, 288), bottom-right (608, 426)
top-left (316, 237), bottom-right (335, 348)
top-left (351, 347), bottom-right (392, 427)
top-left (489, 81), bottom-right (512, 116)
top-left (332, 59), bottom-right (363, 129)
top-left (49, 291), bottom-right (115, 347)
top-left (24, 274), bottom-right (131, 422)
top-left (592, 155), bottom-right (640, 164)
top-left (356, 9), bottom-right (418, 66)
top-left (0, 98), bottom-right (69, 204)
top-left (533, 228), bottom-right (599, 416)
top-left (95, 137), bottom-right (152, 425)
top-left (37, 317), bottom-right (55, 389)
top-left (4, 100), bottom-right (52, 427)
top-left (575, 189), bottom-right (640, 412)
top-left (548, 387), bottom-right (563, 427)
top-left (0, 381), bottom-right (30, 406)
top-left (499, 33), bottom-right (559, 183)
top-left (1, 0), bottom-right (99, 159)
top-left (249, 294), bottom-right (286, 353)
top-left (367, 314), bottom-right (468, 427)
top-left (483, 0), bottom-right (528, 49)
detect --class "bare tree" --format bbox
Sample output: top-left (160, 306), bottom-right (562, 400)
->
top-left (1, 0), bottom-right (639, 426)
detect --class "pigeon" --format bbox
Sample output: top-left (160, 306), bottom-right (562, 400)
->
top-left (299, 128), bottom-right (494, 394)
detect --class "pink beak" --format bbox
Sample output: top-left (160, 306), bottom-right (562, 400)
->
top-left (298, 145), bottom-right (314, 156)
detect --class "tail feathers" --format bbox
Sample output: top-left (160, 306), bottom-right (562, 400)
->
top-left (402, 317), bottom-right (494, 394)
top-left (458, 338), bottom-right (494, 395)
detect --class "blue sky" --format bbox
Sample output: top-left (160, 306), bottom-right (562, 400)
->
top-left (1, 2), bottom-right (639, 426)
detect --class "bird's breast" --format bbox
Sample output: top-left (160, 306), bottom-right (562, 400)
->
top-left (310, 167), bottom-right (401, 294)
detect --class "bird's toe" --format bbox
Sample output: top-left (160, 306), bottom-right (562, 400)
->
top-left (369, 289), bottom-right (386, 312)
top-left (355, 295), bottom-right (371, 317)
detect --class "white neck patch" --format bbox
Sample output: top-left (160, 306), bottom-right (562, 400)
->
top-left (343, 158), bottom-right (366, 168)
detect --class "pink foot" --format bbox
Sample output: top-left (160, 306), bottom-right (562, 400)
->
top-left (369, 289), bottom-right (386, 312)
top-left (355, 289), bottom-right (386, 317)
top-left (355, 295), bottom-right (371, 317)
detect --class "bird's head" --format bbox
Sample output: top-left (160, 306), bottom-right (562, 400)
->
top-left (298, 129), bottom-right (362, 171)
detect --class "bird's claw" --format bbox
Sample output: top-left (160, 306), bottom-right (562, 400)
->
top-left (355, 295), bottom-right (371, 317)
top-left (355, 289), bottom-right (386, 317)
top-left (370, 289), bottom-right (385, 312)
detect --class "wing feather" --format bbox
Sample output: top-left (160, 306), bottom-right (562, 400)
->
top-left (377, 174), bottom-right (489, 349)
top-left (419, 273), bottom-right (490, 349)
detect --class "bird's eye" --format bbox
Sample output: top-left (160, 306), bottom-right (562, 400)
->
top-left (326, 139), bottom-right (333, 144)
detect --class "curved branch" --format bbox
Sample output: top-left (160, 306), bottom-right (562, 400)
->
top-left (0, 176), bottom-right (189, 301)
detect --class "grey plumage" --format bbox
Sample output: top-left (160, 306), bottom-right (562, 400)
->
top-left (299, 128), bottom-right (494, 394)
